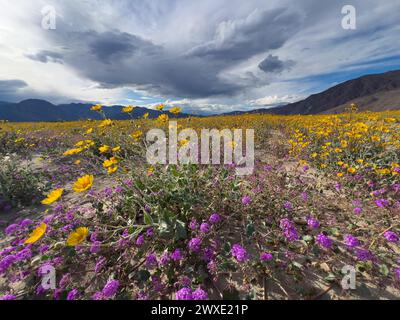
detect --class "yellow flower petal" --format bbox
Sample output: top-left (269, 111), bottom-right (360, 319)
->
top-left (66, 227), bottom-right (89, 246)
top-left (73, 175), bottom-right (94, 193)
top-left (25, 223), bottom-right (47, 244)
top-left (41, 188), bottom-right (64, 205)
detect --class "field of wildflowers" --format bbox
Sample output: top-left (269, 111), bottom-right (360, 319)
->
top-left (0, 106), bottom-right (399, 300)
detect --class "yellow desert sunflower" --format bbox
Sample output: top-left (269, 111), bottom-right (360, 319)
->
top-left (73, 175), bottom-right (94, 193)
top-left (130, 130), bottom-right (143, 141)
top-left (107, 166), bottom-right (118, 175)
top-left (66, 227), bottom-right (89, 246)
top-left (63, 147), bottom-right (83, 156)
top-left (169, 107), bottom-right (182, 114)
top-left (122, 105), bottom-right (134, 113)
top-left (25, 223), bottom-right (47, 244)
top-left (41, 188), bottom-right (64, 205)
top-left (157, 114), bottom-right (169, 123)
top-left (103, 157), bottom-right (119, 168)
top-left (99, 145), bottom-right (110, 153)
top-left (91, 104), bottom-right (102, 111)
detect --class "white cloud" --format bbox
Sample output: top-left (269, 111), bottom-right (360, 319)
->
top-left (247, 95), bottom-right (302, 106)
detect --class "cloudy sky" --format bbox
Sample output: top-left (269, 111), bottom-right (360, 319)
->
top-left (0, 0), bottom-right (399, 114)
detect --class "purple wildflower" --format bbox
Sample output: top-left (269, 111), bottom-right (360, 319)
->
top-left (20, 219), bottom-right (33, 228)
top-left (200, 223), bottom-right (210, 233)
top-left (175, 287), bottom-right (193, 300)
top-left (15, 248), bottom-right (32, 262)
top-left (231, 244), bottom-right (248, 262)
top-left (92, 292), bottom-right (104, 300)
top-left (260, 252), bottom-right (273, 262)
top-left (280, 218), bottom-right (299, 241)
top-left (375, 198), bottom-right (389, 208)
top-left (159, 252), bottom-right (170, 265)
top-left (192, 288), bottom-right (208, 300)
top-left (241, 196), bottom-right (252, 205)
top-left (353, 207), bottom-right (362, 214)
top-left (356, 248), bottom-right (373, 261)
top-left (5, 224), bottom-right (19, 235)
top-left (59, 273), bottom-right (70, 289)
top-left (209, 213), bottom-right (221, 224)
top-left (0, 255), bottom-right (16, 273)
top-left (188, 237), bottom-right (202, 253)
top-left (135, 234), bottom-right (144, 247)
top-left (316, 233), bottom-right (333, 249)
top-left (94, 257), bottom-right (106, 273)
top-left (301, 192), bottom-right (309, 202)
top-left (137, 291), bottom-right (149, 300)
top-left (102, 280), bottom-right (119, 298)
top-left (66, 288), bottom-right (78, 300)
top-left (395, 268), bottom-right (400, 281)
top-left (307, 217), bottom-right (320, 229)
top-left (384, 231), bottom-right (399, 243)
top-left (146, 227), bottom-right (154, 237)
top-left (39, 244), bottom-right (50, 255)
top-left (36, 285), bottom-right (45, 295)
top-left (203, 247), bottom-right (214, 262)
top-left (189, 219), bottom-right (199, 230)
top-left (171, 249), bottom-right (183, 262)
top-left (145, 253), bottom-right (158, 268)
top-left (344, 234), bottom-right (359, 248)
top-left (283, 201), bottom-right (293, 211)
top-left (90, 241), bottom-right (101, 254)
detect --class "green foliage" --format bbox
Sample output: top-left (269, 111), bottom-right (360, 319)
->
top-left (0, 156), bottom-right (48, 208)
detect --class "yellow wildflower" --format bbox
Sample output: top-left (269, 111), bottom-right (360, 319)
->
top-left (347, 167), bottom-right (356, 174)
top-left (63, 148), bottom-right (83, 156)
top-left (103, 157), bottom-right (119, 168)
top-left (66, 227), bottom-right (89, 246)
top-left (169, 107), bottom-right (182, 114)
top-left (73, 175), bottom-right (94, 193)
top-left (91, 104), bottom-right (102, 111)
top-left (122, 105), bottom-right (134, 113)
top-left (99, 119), bottom-right (113, 127)
top-left (41, 188), bottom-right (64, 205)
top-left (99, 145), bottom-right (110, 153)
top-left (157, 114), bottom-right (169, 123)
top-left (131, 130), bottom-right (143, 141)
top-left (25, 223), bottom-right (47, 244)
top-left (107, 166), bottom-right (118, 175)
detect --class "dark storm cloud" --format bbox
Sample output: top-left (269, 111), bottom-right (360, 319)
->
top-left (0, 80), bottom-right (28, 101)
top-left (36, 7), bottom-right (302, 98)
top-left (26, 50), bottom-right (64, 64)
top-left (258, 55), bottom-right (295, 74)
top-left (88, 31), bottom-right (159, 63)
top-left (187, 8), bottom-right (303, 61)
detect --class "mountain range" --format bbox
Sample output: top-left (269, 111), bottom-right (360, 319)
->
top-left (0, 100), bottom-right (192, 122)
top-left (245, 69), bottom-right (400, 115)
top-left (1, 69), bottom-right (400, 121)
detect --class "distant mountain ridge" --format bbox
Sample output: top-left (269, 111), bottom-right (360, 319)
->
top-left (262, 69), bottom-right (400, 115)
top-left (0, 99), bottom-right (192, 122)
